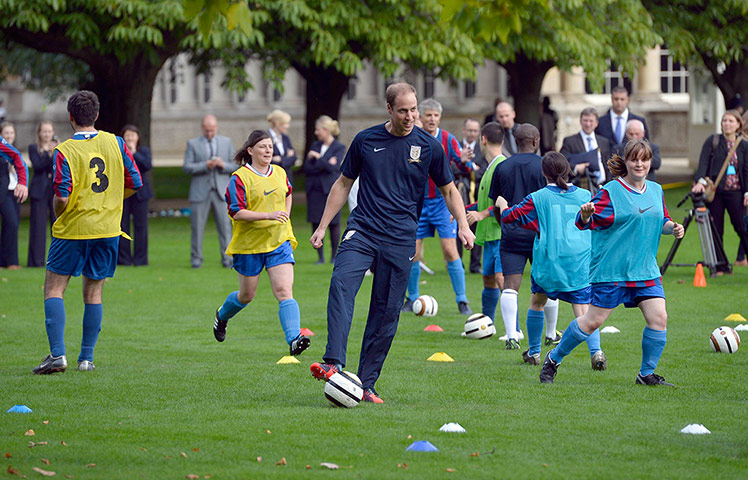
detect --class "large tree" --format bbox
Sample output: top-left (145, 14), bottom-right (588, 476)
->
top-left (196, 0), bottom-right (487, 153)
top-left (443, 0), bottom-right (659, 125)
top-left (0, 0), bottom-right (258, 147)
top-left (644, 0), bottom-right (748, 109)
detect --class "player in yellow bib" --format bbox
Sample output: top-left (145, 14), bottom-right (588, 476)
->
top-left (33, 90), bottom-right (142, 374)
top-left (212, 130), bottom-right (310, 356)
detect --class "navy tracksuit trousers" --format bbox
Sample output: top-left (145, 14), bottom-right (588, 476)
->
top-left (323, 229), bottom-right (414, 389)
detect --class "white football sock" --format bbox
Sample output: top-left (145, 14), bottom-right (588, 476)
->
top-left (500, 289), bottom-right (519, 340)
top-left (544, 298), bottom-right (559, 338)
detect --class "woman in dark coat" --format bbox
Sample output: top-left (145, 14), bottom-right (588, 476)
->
top-left (691, 109), bottom-right (748, 270)
top-left (27, 121), bottom-right (58, 267)
top-left (119, 124), bottom-right (153, 265)
top-left (303, 116), bottom-right (346, 264)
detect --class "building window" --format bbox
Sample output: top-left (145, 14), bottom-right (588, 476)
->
top-left (347, 77), bottom-right (357, 100)
top-left (168, 58), bottom-right (181, 104)
top-left (423, 70), bottom-right (435, 99)
top-left (203, 71), bottom-right (212, 104)
top-left (464, 79), bottom-right (476, 99)
top-left (660, 47), bottom-right (688, 93)
top-left (585, 61), bottom-right (632, 94)
top-left (273, 88), bottom-right (282, 102)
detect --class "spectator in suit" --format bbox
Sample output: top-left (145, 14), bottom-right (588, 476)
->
top-left (613, 120), bottom-right (661, 182)
top-left (118, 124), bottom-right (152, 266)
top-left (183, 114), bottom-right (237, 268)
top-left (560, 107), bottom-right (612, 190)
top-left (267, 110), bottom-right (298, 183)
top-left (462, 118), bottom-right (485, 273)
top-left (539, 96), bottom-right (558, 155)
top-left (595, 85), bottom-right (649, 148)
top-left (0, 121), bottom-right (22, 269)
top-left (27, 121), bottom-right (58, 267)
top-left (303, 116), bottom-right (346, 265)
top-left (496, 102), bottom-right (519, 158)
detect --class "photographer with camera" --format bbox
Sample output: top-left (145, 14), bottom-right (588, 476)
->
top-left (691, 110), bottom-right (748, 271)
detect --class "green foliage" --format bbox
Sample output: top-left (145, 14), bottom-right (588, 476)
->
top-left (441, 0), bottom-right (660, 91)
top-left (644, 0), bottom-right (748, 66)
top-left (1, 187), bottom-right (748, 478)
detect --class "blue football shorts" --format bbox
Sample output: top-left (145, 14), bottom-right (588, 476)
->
top-left (417, 197), bottom-right (457, 239)
top-left (46, 236), bottom-right (119, 280)
top-left (482, 239), bottom-right (502, 275)
top-left (530, 276), bottom-right (592, 304)
top-left (233, 241), bottom-right (295, 277)
top-left (591, 279), bottom-right (665, 309)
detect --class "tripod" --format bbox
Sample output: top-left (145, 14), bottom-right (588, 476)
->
top-left (660, 192), bottom-right (731, 277)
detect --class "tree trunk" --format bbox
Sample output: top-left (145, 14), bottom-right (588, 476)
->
top-left (294, 63), bottom-right (351, 156)
top-left (503, 53), bottom-right (554, 128)
top-left (84, 58), bottom-right (164, 148)
top-left (702, 50), bottom-right (748, 111)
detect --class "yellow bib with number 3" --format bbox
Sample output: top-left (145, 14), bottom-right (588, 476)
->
top-left (53, 131), bottom-right (126, 239)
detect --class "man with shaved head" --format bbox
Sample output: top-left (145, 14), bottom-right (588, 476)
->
top-left (495, 102), bottom-right (518, 157)
top-left (184, 114), bottom-right (237, 268)
top-left (613, 119), bottom-right (661, 182)
top-left (488, 123), bottom-right (547, 349)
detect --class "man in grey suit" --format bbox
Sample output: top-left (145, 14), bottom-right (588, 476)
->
top-left (183, 114), bottom-right (238, 268)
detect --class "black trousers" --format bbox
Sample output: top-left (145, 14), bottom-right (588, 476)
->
top-left (119, 197), bottom-right (150, 266)
top-left (27, 193), bottom-right (55, 267)
top-left (0, 194), bottom-right (20, 267)
top-left (708, 190), bottom-right (748, 263)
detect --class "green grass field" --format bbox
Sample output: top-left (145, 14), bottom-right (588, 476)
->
top-left (1, 186), bottom-right (747, 479)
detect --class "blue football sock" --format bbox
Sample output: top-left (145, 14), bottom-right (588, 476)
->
top-left (640, 327), bottom-right (667, 376)
top-left (408, 261), bottom-right (420, 301)
top-left (278, 298), bottom-right (301, 345)
top-left (586, 328), bottom-right (602, 355)
top-left (44, 298), bottom-right (66, 357)
top-left (79, 303), bottom-right (103, 363)
top-left (516, 311), bottom-right (521, 333)
top-left (217, 291), bottom-right (247, 322)
top-left (549, 319), bottom-right (590, 364)
top-left (526, 309), bottom-right (545, 356)
top-left (481, 287), bottom-right (500, 320)
top-left (447, 259), bottom-right (467, 303)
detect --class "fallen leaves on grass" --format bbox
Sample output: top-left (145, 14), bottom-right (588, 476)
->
top-left (138, 447), bottom-right (147, 452)
top-left (42, 421), bottom-right (49, 425)
top-left (7, 466), bottom-right (19, 475)
top-left (24, 430), bottom-right (35, 436)
top-left (32, 466), bottom-right (55, 476)
top-left (446, 468), bottom-right (456, 473)
top-left (407, 435), bottom-right (412, 439)
top-left (542, 463), bottom-right (549, 467)
top-left (276, 457), bottom-right (287, 466)
top-left (265, 430), bottom-right (271, 434)
top-left (320, 463), bottom-right (339, 470)
top-left (4, 452), bottom-right (11, 458)
top-left (398, 463), bottom-right (408, 469)
top-left (469, 451), bottom-right (479, 457)
top-left (60, 442), bottom-right (68, 447)
top-left (28, 441), bottom-right (48, 448)
top-left (180, 452), bottom-right (188, 458)
top-left (256, 457), bottom-right (262, 463)
top-left (305, 465), bottom-right (311, 470)
top-left (185, 475), bottom-right (199, 480)
top-left (85, 464), bottom-right (96, 468)
top-left (41, 459), bottom-right (50, 465)
top-left (192, 448), bottom-right (199, 452)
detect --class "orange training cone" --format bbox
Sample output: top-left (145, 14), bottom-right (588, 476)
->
top-left (693, 263), bottom-right (707, 287)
